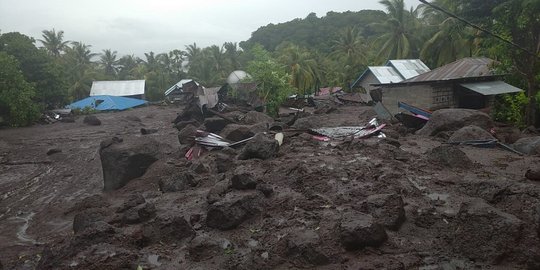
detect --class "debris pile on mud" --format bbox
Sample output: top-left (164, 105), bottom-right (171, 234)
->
top-left (1, 103), bottom-right (540, 269)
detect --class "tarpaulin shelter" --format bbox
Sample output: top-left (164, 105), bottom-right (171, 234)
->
top-left (68, 95), bottom-right (147, 111)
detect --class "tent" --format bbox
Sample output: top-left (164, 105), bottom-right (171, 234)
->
top-left (68, 95), bottom-right (147, 111)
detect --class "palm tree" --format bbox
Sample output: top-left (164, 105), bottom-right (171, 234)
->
top-left (372, 0), bottom-right (420, 62)
top-left (419, 0), bottom-right (475, 67)
top-left (65, 41), bottom-right (97, 66)
top-left (185, 43), bottom-right (201, 67)
top-left (223, 42), bottom-right (241, 70)
top-left (277, 43), bottom-right (319, 94)
top-left (99, 49), bottom-right (119, 77)
top-left (117, 54), bottom-right (139, 80)
top-left (39, 29), bottom-right (69, 57)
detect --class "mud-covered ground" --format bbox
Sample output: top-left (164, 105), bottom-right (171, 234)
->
top-left (1, 104), bottom-right (539, 269)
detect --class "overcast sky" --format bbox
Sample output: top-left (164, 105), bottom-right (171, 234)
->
top-left (0, 0), bottom-right (419, 56)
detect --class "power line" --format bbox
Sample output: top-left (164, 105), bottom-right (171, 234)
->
top-left (419, 0), bottom-right (540, 59)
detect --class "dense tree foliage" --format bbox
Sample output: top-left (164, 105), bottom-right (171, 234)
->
top-left (0, 52), bottom-right (39, 126)
top-left (0, 0), bottom-right (539, 126)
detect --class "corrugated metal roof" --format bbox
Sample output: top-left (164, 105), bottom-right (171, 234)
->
top-left (387, 59), bottom-right (431, 79)
top-left (460, 80), bottom-right (523, 96)
top-left (404, 57), bottom-right (495, 83)
top-left (164, 79), bottom-right (199, 96)
top-left (90, 80), bottom-right (145, 97)
top-left (68, 95), bottom-right (147, 111)
top-left (369, 66), bottom-right (404, 84)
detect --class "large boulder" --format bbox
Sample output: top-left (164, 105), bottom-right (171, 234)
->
top-left (242, 111), bottom-right (274, 125)
top-left (177, 124), bottom-right (198, 145)
top-left (220, 124), bottom-right (255, 142)
top-left (73, 208), bottom-right (108, 234)
top-left (99, 137), bottom-right (160, 191)
top-left (451, 199), bottom-right (523, 262)
top-left (158, 171), bottom-right (198, 192)
top-left (238, 133), bottom-right (279, 160)
top-left (83, 115), bottom-right (101, 126)
top-left (142, 214), bottom-right (196, 245)
top-left (204, 117), bottom-right (229, 133)
top-left (526, 167), bottom-right (540, 181)
top-left (448, 125), bottom-right (495, 143)
top-left (513, 136), bottom-right (540, 155)
top-left (417, 109), bottom-right (493, 136)
top-left (428, 145), bottom-right (473, 168)
top-left (187, 235), bottom-right (224, 262)
top-left (231, 166), bottom-right (258, 190)
top-left (360, 193), bottom-right (406, 231)
top-left (339, 211), bottom-right (388, 251)
top-left (206, 191), bottom-right (263, 230)
top-left (286, 230), bottom-right (330, 266)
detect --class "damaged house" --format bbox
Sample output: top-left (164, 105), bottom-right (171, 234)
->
top-left (369, 57), bottom-right (523, 114)
top-left (351, 59), bottom-right (431, 102)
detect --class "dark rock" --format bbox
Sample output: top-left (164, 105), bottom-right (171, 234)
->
top-left (231, 166), bottom-right (258, 190)
top-left (526, 168), bottom-right (540, 181)
top-left (142, 215), bottom-right (195, 245)
top-left (99, 137), bottom-right (161, 191)
top-left (313, 104), bottom-right (337, 115)
top-left (66, 194), bottom-right (110, 214)
top-left (417, 109), bottom-right (493, 136)
top-left (256, 183), bottom-right (274, 198)
top-left (73, 208), bottom-right (108, 234)
top-left (187, 235), bottom-right (222, 262)
top-left (117, 194), bottom-right (145, 213)
top-left (513, 136), bottom-right (540, 155)
top-left (72, 221), bottom-right (116, 246)
top-left (287, 230), bottom-right (330, 266)
top-left (140, 128), bottom-right (158, 135)
top-left (122, 203), bottom-right (156, 224)
top-left (190, 160), bottom-right (210, 174)
top-left (292, 116), bottom-right (320, 130)
top-left (361, 193), bottom-right (406, 231)
top-left (83, 115), bottom-right (101, 126)
top-left (215, 152), bottom-right (234, 173)
top-left (452, 199), bottom-right (523, 262)
top-left (177, 124), bottom-right (198, 145)
top-left (339, 211), bottom-right (388, 250)
top-left (207, 180), bottom-right (231, 204)
top-left (448, 125), bottom-right (495, 143)
top-left (174, 120), bottom-right (199, 132)
top-left (206, 191), bottom-right (263, 230)
top-left (242, 111), bottom-right (274, 125)
top-left (428, 145), bottom-right (472, 168)
top-left (46, 148), bottom-right (62, 155)
top-left (220, 124), bottom-right (255, 142)
top-left (159, 171), bottom-right (198, 192)
top-left (238, 133), bottom-right (279, 160)
top-left (204, 117), bottom-right (230, 133)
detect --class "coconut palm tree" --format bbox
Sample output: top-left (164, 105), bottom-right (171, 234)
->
top-left (99, 49), bottom-right (119, 77)
top-left (276, 43), bottom-right (319, 94)
top-left (39, 29), bottom-right (69, 57)
top-left (419, 0), bottom-right (475, 67)
top-left (372, 0), bottom-right (421, 62)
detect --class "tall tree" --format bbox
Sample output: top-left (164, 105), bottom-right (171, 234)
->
top-left (39, 29), bottom-right (69, 57)
top-left (276, 43), bottom-right (319, 94)
top-left (419, 0), bottom-right (475, 67)
top-left (99, 49), bottom-right (119, 78)
top-left (372, 0), bottom-right (420, 62)
top-left (0, 52), bottom-right (39, 126)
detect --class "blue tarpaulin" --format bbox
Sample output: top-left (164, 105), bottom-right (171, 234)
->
top-left (68, 95), bottom-right (147, 111)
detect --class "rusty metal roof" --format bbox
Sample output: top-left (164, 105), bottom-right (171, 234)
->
top-left (403, 57), bottom-right (495, 83)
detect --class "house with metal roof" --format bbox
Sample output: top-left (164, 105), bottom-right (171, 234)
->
top-left (90, 80), bottom-right (145, 99)
top-left (370, 57), bottom-right (523, 114)
top-left (351, 59), bottom-right (431, 102)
